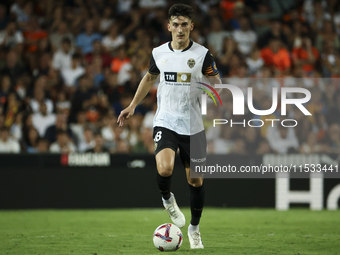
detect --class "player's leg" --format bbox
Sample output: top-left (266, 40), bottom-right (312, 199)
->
top-left (155, 148), bottom-right (175, 200)
top-left (154, 127), bottom-right (185, 227)
top-left (185, 163), bottom-right (205, 249)
top-left (185, 164), bottom-right (204, 227)
top-left (178, 130), bottom-right (206, 249)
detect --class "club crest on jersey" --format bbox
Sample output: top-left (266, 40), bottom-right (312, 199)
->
top-left (187, 59), bottom-right (195, 68)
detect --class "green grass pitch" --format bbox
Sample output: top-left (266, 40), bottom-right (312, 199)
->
top-left (0, 208), bottom-right (339, 255)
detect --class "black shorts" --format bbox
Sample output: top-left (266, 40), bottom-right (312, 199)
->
top-left (153, 126), bottom-right (207, 167)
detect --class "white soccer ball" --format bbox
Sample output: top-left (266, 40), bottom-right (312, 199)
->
top-left (153, 223), bottom-right (183, 251)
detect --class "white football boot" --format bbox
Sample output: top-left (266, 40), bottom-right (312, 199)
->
top-left (163, 192), bottom-right (185, 228)
top-left (187, 229), bottom-right (204, 249)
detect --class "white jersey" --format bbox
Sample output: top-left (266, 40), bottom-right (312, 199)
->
top-left (149, 41), bottom-right (218, 135)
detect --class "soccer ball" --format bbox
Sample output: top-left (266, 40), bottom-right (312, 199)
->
top-left (153, 223), bottom-right (183, 251)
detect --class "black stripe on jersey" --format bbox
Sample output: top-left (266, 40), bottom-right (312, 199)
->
top-left (201, 51), bottom-right (219, 76)
top-left (148, 53), bottom-right (160, 75)
top-left (168, 40), bottom-right (193, 52)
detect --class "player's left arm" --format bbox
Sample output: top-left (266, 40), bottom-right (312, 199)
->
top-left (206, 74), bottom-right (222, 89)
top-left (202, 51), bottom-right (222, 94)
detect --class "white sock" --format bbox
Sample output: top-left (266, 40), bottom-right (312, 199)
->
top-left (162, 194), bottom-right (174, 205)
top-left (188, 224), bottom-right (199, 234)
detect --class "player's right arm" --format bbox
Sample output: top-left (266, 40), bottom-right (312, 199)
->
top-left (118, 50), bottom-right (160, 127)
top-left (117, 72), bottom-right (158, 127)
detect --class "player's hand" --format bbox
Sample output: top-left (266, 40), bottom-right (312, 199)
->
top-left (117, 106), bottom-right (135, 127)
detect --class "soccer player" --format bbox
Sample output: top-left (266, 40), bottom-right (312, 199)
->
top-left (117, 4), bottom-right (221, 249)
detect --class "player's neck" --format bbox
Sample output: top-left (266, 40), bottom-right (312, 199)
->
top-left (171, 40), bottom-right (190, 50)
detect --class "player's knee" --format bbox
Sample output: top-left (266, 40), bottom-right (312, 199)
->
top-left (188, 178), bottom-right (203, 187)
top-left (157, 163), bottom-right (173, 177)
top-left (158, 169), bottom-right (172, 177)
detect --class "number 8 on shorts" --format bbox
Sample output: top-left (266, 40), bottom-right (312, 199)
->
top-left (154, 131), bottom-right (162, 142)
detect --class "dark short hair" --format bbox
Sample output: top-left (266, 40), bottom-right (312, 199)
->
top-left (37, 138), bottom-right (49, 144)
top-left (56, 130), bottom-right (68, 136)
top-left (168, 4), bottom-right (194, 21)
top-left (94, 131), bottom-right (102, 137)
top-left (72, 53), bottom-right (81, 60)
top-left (301, 33), bottom-right (311, 39)
top-left (61, 37), bottom-right (71, 45)
top-left (84, 125), bottom-right (94, 132)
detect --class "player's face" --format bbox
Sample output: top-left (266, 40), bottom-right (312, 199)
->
top-left (168, 16), bottom-right (194, 45)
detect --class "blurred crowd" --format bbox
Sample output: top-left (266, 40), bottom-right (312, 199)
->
top-left (0, 0), bottom-right (339, 155)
